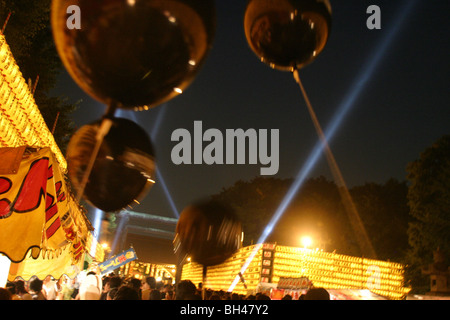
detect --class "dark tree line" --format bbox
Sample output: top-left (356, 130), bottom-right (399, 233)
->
top-left (405, 134), bottom-right (450, 293)
top-left (212, 175), bottom-right (411, 262)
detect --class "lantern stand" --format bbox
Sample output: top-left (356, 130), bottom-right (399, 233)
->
top-left (202, 265), bottom-right (207, 300)
top-left (174, 253), bottom-right (187, 286)
top-left (75, 103), bottom-right (118, 203)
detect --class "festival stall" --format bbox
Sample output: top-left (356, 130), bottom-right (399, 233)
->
top-left (0, 32), bottom-right (102, 285)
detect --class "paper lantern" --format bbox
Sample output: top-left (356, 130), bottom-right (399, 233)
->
top-left (174, 200), bottom-right (242, 266)
top-left (66, 117), bottom-right (156, 212)
top-left (244, 0), bottom-right (332, 71)
top-left (51, 0), bottom-right (216, 110)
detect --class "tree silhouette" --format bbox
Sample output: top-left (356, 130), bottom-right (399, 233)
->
top-left (350, 179), bottom-right (411, 262)
top-left (406, 134), bottom-right (450, 293)
top-left (212, 175), bottom-right (412, 261)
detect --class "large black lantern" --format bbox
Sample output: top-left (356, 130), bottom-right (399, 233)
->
top-left (66, 117), bottom-right (156, 212)
top-left (244, 0), bottom-right (332, 72)
top-left (51, 0), bottom-right (216, 110)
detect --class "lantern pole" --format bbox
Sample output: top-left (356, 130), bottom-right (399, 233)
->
top-left (202, 265), bottom-right (207, 300)
top-left (292, 68), bottom-right (376, 259)
top-left (1, 12), bottom-right (11, 34)
top-left (75, 103), bottom-right (117, 202)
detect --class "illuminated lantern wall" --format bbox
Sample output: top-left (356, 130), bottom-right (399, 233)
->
top-left (120, 262), bottom-right (177, 282)
top-left (272, 245), bottom-right (409, 300)
top-left (181, 243), bottom-right (411, 299)
top-left (181, 244), bottom-right (264, 294)
top-left (0, 33), bottom-right (104, 269)
top-left (0, 34), bottom-right (66, 170)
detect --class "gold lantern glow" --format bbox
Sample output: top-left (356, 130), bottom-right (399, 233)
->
top-left (0, 34), bottom-right (66, 170)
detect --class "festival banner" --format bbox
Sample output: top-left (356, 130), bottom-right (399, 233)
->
top-left (98, 248), bottom-right (138, 275)
top-left (8, 244), bottom-right (83, 282)
top-left (0, 147), bottom-right (85, 263)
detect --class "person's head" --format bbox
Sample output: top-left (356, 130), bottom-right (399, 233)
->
top-left (145, 276), bottom-right (156, 289)
top-left (256, 293), bottom-right (271, 300)
top-left (165, 290), bottom-right (174, 300)
top-left (29, 278), bottom-right (43, 293)
top-left (175, 280), bottom-right (197, 300)
top-left (107, 288), bottom-right (118, 300)
top-left (149, 289), bottom-right (161, 300)
top-left (102, 276), bottom-right (110, 289)
top-left (80, 274), bottom-right (102, 300)
top-left (209, 293), bottom-right (221, 300)
top-left (109, 276), bottom-right (122, 289)
top-left (128, 278), bottom-right (141, 292)
top-left (231, 293), bottom-right (240, 300)
top-left (6, 281), bottom-right (16, 295)
top-left (0, 288), bottom-right (12, 300)
top-left (304, 287), bottom-right (330, 300)
top-left (43, 275), bottom-right (52, 284)
top-left (15, 280), bottom-right (27, 294)
top-left (114, 285), bottom-right (140, 300)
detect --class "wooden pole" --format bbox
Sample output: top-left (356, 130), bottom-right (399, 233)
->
top-left (1, 12), bottom-right (12, 34)
top-left (51, 112), bottom-right (60, 135)
top-left (32, 75), bottom-right (39, 95)
top-left (202, 266), bottom-right (207, 300)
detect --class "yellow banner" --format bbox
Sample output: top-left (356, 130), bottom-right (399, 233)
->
top-left (0, 147), bottom-right (84, 263)
top-left (8, 245), bottom-right (83, 281)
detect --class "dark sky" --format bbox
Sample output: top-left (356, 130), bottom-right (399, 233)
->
top-left (55, 0), bottom-right (450, 221)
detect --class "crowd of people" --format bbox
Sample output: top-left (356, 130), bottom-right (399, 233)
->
top-left (0, 273), bottom-right (330, 301)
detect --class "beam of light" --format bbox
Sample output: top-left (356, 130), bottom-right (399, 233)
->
top-left (115, 108), bottom-right (139, 123)
top-left (156, 169), bottom-right (180, 218)
top-left (110, 209), bottom-right (179, 257)
top-left (228, 130), bottom-right (325, 291)
top-left (296, 70), bottom-right (377, 258)
top-left (149, 105), bottom-right (181, 218)
top-left (119, 105), bottom-right (180, 218)
top-left (109, 211), bottom-right (129, 258)
top-left (117, 210), bottom-right (178, 224)
top-left (136, 105), bottom-right (181, 219)
top-left (109, 106), bottom-right (180, 256)
top-left (90, 208), bottom-right (104, 256)
top-left (228, 0), bottom-right (418, 292)
top-left (150, 104), bottom-right (168, 140)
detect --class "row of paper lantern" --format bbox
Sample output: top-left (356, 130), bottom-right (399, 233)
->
top-left (274, 254), bottom-right (405, 278)
top-left (0, 34), bottom-right (66, 169)
top-left (275, 246), bottom-right (405, 271)
top-left (273, 264), bottom-right (404, 287)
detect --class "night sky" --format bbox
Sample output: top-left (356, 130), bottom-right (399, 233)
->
top-left (54, 0), bottom-right (450, 222)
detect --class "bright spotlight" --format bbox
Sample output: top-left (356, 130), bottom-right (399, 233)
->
top-left (119, 106), bottom-right (179, 218)
top-left (301, 236), bottom-right (313, 248)
top-left (90, 208), bottom-right (103, 256)
top-left (156, 169), bottom-right (180, 218)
